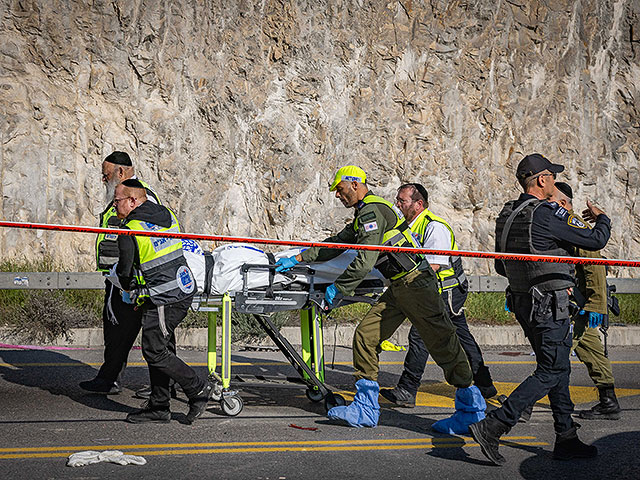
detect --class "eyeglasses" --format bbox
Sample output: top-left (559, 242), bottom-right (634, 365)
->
top-left (530, 172), bottom-right (557, 181)
top-left (113, 197), bottom-right (132, 205)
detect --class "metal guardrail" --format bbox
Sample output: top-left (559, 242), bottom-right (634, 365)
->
top-left (1, 272), bottom-right (639, 293)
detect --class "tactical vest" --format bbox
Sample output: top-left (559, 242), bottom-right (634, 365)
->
top-left (411, 209), bottom-right (467, 292)
top-left (354, 195), bottom-right (422, 280)
top-left (95, 180), bottom-right (160, 272)
top-left (124, 209), bottom-right (195, 306)
top-left (495, 199), bottom-right (575, 293)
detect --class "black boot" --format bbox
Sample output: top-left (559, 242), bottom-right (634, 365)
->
top-left (553, 425), bottom-right (598, 460)
top-left (469, 416), bottom-right (511, 466)
top-left (186, 383), bottom-right (212, 425)
top-left (126, 406), bottom-right (171, 424)
top-left (380, 386), bottom-right (416, 407)
top-left (578, 386), bottom-right (621, 420)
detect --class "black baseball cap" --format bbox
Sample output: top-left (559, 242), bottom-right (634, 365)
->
top-left (516, 153), bottom-right (564, 180)
top-left (555, 181), bottom-right (573, 199)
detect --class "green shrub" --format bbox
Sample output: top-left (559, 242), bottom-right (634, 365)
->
top-left (464, 292), bottom-right (516, 325)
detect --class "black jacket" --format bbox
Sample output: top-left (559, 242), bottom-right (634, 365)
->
top-left (116, 201), bottom-right (173, 289)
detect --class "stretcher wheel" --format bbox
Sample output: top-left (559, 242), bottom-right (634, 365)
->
top-left (221, 394), bottom-right (243, 416)
top-left (324, 393), bottom-right (346, 412)
top-left (306, 388), bottom-right (324, 403)
top-left (209, 383), bottom-right (223, 402)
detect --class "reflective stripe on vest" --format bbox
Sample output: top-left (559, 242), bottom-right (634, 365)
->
top-left (125, 209), bottom-right (195, 305)
top-left (95, 180), bottom-right (160, 272)
top-left (411, 208), bottom-right (465, 291)
top-left (354, 194), bottom-right (422, 280)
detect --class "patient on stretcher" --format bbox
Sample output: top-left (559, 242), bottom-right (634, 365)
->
top-left (108, 239), bottom-right (385, 295)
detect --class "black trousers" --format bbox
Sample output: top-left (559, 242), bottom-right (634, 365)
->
top-left (141, 296), bottom-right (205, 410)
top-left (397, 283), bottom-right (493, 395)
top-left (97, 280), bottom-right (177, 385)
top-left (97, 280), bottom-right (143, 383)
top-left (489, 289), bottom-right (575, 433)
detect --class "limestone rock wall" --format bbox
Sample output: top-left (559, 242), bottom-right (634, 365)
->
top-left (1, 0), bottom-right (639, 275)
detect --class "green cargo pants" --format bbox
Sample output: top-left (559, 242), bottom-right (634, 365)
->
top-left (572, 316), bottom-right (615, 388)
top-left (352, 269), bottom-right (473, 388)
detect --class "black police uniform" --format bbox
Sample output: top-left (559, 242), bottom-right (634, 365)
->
top-left (489, 193), bottom-right (611, 434)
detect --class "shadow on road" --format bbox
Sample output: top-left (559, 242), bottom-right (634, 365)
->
top-left (0, 348), bottom-right (136, 415)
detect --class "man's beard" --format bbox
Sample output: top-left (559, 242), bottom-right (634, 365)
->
top-left (103, 177), bottom-right (118, 204)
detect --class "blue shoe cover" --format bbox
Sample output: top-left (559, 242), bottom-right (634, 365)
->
top-left (327, 379), bottom-right (380, 428)
top-left (432, 386), bottom-right (486, 434)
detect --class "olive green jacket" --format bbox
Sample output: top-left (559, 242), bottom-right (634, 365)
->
top-left (573, 212), bottom-right (608, 314)
top-left (301, 191), bottom-right (397, 296)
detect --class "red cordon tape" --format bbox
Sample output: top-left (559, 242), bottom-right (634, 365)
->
top-left (1, 220), bottom-right (638, 268)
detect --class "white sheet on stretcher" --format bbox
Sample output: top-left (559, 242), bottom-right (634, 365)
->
top-left (209, 244), bottom-right (385, 295)
top-left (106, 240), bottom-right (385, 295)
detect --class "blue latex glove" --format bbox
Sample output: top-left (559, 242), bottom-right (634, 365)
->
top-left (325, 283), bottom-right (338, 306)
top-left (587, 311), bottom-right (604, 329)
top-left (504, 298), bottom-right (511, 313)
top-left (275, 256), bottom-right (299, 272)
top-left (121, 290), bottom-right (134, 304)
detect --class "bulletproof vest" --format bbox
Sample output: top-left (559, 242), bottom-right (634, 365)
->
top-left (495, 199), bottom-right (575, 293)
top-left (354, 194), bottom-right (422, 280)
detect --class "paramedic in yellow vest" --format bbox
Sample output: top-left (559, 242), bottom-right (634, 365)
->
top-left (80, 151), bottom-right (162, 395)
top-left (113, 179), bottom-right (211, 424)
top-left (275, 166), bottom-right (484, 433)
top-left (381, 183), bottom-right (497, 407)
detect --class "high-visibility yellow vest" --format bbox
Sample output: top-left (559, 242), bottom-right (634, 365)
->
top-left (124, 209), bottom-right (195, 305)
top-left (410, 208), bottom-right (466, 291)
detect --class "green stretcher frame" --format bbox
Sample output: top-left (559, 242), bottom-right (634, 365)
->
top-left (197, 293), bottom-right (325, 392)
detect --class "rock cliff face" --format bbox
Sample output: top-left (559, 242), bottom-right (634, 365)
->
top-left (1, 0), bottom-right (639, 275)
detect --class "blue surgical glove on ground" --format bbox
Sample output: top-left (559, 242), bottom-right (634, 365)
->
top-left (324, 283), bottom-right (338, 306)
top-left (121, 290), bottom-right (134, 304)
top-left (327, 379), bottom-right (380, 427)
top-left (584, 311), bottom-right (604, 328)
top-left (275, 256), bottom-right (299, 272)
top-left (431, 385), bottom-right (486, 434)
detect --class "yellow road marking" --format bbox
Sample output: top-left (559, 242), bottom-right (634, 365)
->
top-left (2, 360), bottom-right (639, 368)
top-left (375, 382), bottom-right (640, 408)
top-left (0, 437), bottom-right (547, 460)
top-left (0, 436), bottom-right (538, 452)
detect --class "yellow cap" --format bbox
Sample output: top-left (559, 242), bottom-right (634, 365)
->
top-left (329, 165), bottom-right (367, 191)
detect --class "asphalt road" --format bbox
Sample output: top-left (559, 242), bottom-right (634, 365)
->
top-left (1, 343), bottom-right (639, 479)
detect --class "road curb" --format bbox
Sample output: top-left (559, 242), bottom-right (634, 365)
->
top-left (2, 324), bottom-right (640, 348)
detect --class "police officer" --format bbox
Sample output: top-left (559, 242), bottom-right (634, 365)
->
top-left (276, 166), bottom-right (485, 433)
top-left (113, 179), bottom-right (210, 424)
top-left (80, 151), bottom-right (161, 394)
top-left (552, 182), bottom-right (621, 420)
top-left (470, 153), bottom-right (611, 465)
top-left (381, 183), bottom-right (497, 407)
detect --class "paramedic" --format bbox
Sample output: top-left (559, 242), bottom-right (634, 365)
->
top-left (114, 179), bottom-right (210, 424)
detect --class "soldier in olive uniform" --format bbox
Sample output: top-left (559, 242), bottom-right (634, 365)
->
top-left (552, 182), bottom-right (621, 420)
top-left (276, 166), bottom-right (484, 432)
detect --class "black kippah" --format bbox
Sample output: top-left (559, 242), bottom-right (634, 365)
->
top-left (104, 151), bottom-right (133, 166)
top-left (555, 181), bottom-right (573, 199)
top-left (122, 178), bottom-right (145, 189)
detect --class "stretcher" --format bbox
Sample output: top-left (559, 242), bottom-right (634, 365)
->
top-left (191, 261), bottom-right (386, 416)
